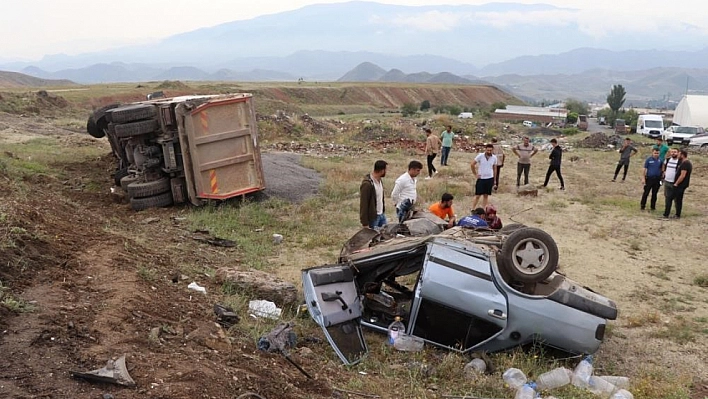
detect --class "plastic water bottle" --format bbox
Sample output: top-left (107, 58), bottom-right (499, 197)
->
top-left (610, 389), bottom-right (634, 399)
top-left (598, 376), bottom-right (629, 389)
top-left (387, 316), bottom-right (405, 345)
top-left (588, 375), bottom-right (617, 398)
top-left (503, 368), bottom-right (528, 389)
top-left (536, 367), bottom-right (572, 390)
top-left (514, 382), bottom-right (537, 399)
top-left (463, 358), bottom-right (487, 376)
top-left (572, 355), bottom-right (594, 388)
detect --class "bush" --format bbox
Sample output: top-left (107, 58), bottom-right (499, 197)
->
top-left (561, 127), bottom-right (580, 136)
top-left (420, 100), bottom-right (431, 111)
top-left (448, 106), bottom-right (462, 116)
top-left (401, 102), bottom-right (418, 117)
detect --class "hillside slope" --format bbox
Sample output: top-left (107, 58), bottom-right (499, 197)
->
top-left (0, 70), bottom-right (75, 88)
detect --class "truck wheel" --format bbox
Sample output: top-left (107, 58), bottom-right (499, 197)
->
top-left (113, 119), bottom-right (159, 138)
top-left (120, 174), bottom-right (140, 192)
top-left (107, 104), bottom-right (157, 124)
top-left (500, 228), bottom-right (558, 283)
top-left (127, 177), bottom-right (170, 199)
top-left (113, 168), bottom-right (129, 186)
top-left (86, 103), bottom-right (120, 138)
top-left (130, 191), bottom-right (173, 211)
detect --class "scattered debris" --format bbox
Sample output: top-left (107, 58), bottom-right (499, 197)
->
top-left (213, 303), bottom-right (240, 328)
top-left (272, 233), bottom-right (283, 244)
top-left (216, 268), bottom-right (298, 306)
top-left (187, 282), bottom-right (207, 294)
top-left (516, 185), bottom-right (538, 197)
top-left (191, 230), bottom-right (236, 247)
top-left (70, 354), bottom-right (136, 387)
top-left (249, 300), bottom-right (282, 319)
top-left (185, 322), bottom-right (232, 351)
top-left (258, 322), bottom-right (312, 379)
top-left (141, 217), bottom-right (160, 224)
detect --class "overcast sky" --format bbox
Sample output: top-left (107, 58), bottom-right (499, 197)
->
top-left (1, 0), bottom-right (703, 60)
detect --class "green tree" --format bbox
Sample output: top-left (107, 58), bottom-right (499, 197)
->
top-left (607, 85), bottom-right (626, 113)
top-left (566, 112), bottom-right (579, 124)
top-left (490, 102), bottom-right (507, 112)
top-left (448, 105), bottom-right (462, 116)
top-left (401, 102), bottom-right (418, 117)
top-left (420, 100), bottom-right (431, 111)
top-left (565, 98), bottom-right (589, 116)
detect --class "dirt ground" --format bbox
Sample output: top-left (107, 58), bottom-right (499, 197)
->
top-left (1, 110), bottom-right (707, 399)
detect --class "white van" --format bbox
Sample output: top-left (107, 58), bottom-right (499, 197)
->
top-left (522, 120), bottom-right (534, 127)
top-left (458, 112), bottom-right (473, 119)
top-left (637, 114), bottom-right (664, 138)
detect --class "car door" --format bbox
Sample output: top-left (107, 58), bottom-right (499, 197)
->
top-left (302, 264), bottom-right (367, 365)
top-left (407, 242), bottom-right (508, 353)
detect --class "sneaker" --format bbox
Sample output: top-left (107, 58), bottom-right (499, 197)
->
top-left (559, 187), bottom-right (565, 191)
top-left (658, 215), bottom-right (670, 220)
top-left (670, 215), bottom-right (680, 219)
top-left (425, 176), bottom-right (432, 180)
top-left (611, 179), bottom-right (616, 182)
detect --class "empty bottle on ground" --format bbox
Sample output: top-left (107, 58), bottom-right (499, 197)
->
top-left (588, 375), bottom-right (617, 398)
top-left (611, 389), bottom-right (634, 399)
top-left (598, 376), bottom-right (629, 389)
top-left (387, 316), bottom-right (405, 345)
top-left (503, 368), bottom-right (528, 389)
top-left (536, 367), bottom-right (572, 390)
top-left (514, 382), bottom-right (537, 399)
top-left (572, 355), bottom-right (594, 388)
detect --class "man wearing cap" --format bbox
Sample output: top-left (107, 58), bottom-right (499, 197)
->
top-left (512, 136), bottom-right (538, 187)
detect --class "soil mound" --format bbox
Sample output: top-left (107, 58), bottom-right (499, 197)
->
top-left (155, 80), bottom-right (191, 90)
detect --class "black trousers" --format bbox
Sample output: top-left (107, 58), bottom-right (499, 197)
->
top-left (613, 162), bottom-right (629, 180)
top-left (640, 176), bottom-right (661, 210)
top-left (516, 163), bottom-right (530, 186)
top-left (427, 154), bottom-right (437, 177)
top-left (663, 182), bottom-right (682, 217)
top-left (495, 164), bottom-right (503, 186)
top-left (544, 165), bottom-right (564, 188)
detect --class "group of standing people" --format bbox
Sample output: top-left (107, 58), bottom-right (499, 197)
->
top-left (613, 136), bottom-right (693, 219)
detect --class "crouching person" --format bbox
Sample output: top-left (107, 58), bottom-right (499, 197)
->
top-left (458, 208), bottom-right (489, 229)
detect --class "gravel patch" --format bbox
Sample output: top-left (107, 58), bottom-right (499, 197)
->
top-left (260, 152), bottom-right (321, 203)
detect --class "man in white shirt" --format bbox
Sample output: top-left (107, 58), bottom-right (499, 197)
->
top-left (391, 160), bottom-right (423, 222)
top-left (470, 144), bottom-right (498, 209)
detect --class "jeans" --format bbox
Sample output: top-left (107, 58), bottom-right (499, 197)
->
top-left (663, 182), bottom-right (676, 217)
top-left (426, 154), bottom-right (437, 177)
top-left (640, 176), bottom-right (661, 210)
top-left (516, 163), bottom-right (530, 186)
top-left (396, 198), bottom-right (414, 223)
top-left (543, 165), bottom-right (564, 188)
top-left (368, 213), bottom-right (387, 230)
top-left (440, 146), bottom-right (451, 165)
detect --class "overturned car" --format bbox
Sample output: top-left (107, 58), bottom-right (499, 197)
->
top-left (302, 225), bottom-right (617, 365)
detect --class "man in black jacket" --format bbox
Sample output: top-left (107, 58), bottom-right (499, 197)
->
top-left (542, 138), bottom-right (565, 190)
top-left (360, 160), bottom-right (388, 229)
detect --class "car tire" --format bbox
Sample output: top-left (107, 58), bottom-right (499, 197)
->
top-left (130, 191), bottom-right (173, 211)
top-left (499, 223), bottom-right (526, 234)
top-left (500, 227), bottom-right (558, 283)
top-left (127, 177), bottom-right (170, 199)
top-left (107, 104), bottom-right (157, 124)
top-left (113, 119), bottom-right (159, 138)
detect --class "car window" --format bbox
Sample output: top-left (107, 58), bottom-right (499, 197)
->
top-left (645, 120), bottom-right (663, 128)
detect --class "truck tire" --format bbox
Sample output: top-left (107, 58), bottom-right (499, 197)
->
top-left (127, 177), bottom-right (170, 199)
top-left (120, 174), bottom-right (140, 192)
top-left (86, 103), bottom-right (120, 138)
top-left (130, 191), bottom-right (173, 211)
top-left (500, 227), bottom-right (558, 283)
top-left (113, 119), bottom-right (159, 138)
top-left (113, 168), bottom-right (129, 186)
top-left (107, 104), bottom-right (157, 124)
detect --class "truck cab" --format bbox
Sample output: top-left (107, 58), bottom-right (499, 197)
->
top-left (637, 114), bottom-right (664, 138)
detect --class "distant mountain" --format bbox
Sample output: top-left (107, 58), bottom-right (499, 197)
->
top-left (338, 62), bottom-right (387, 82)
top-left (0, 70), bottom-right (75, 88)
top-left (338, 63), bottom-right (475, 84)
top-left (478, 47), bottom-right (708, 76)
top-left (481, 67), bottom-right (708, 104)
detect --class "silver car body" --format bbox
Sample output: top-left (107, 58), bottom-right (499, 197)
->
top-left (302, 229), bottom-right (617, 365)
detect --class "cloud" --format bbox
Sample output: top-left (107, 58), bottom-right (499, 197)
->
top-left (378, 11), bottom-right (464, 32)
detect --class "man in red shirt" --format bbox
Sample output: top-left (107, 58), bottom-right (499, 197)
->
top-left (428, 192), bottom-right (456, 228)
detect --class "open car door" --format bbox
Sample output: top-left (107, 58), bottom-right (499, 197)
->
top-left (302, 264), bottom-right (367, 365)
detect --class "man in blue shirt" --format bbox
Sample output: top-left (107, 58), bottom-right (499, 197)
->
top-left (640, 148), bottom-right (663, 211)
top-left (458, 208), bottom-right (489, 229)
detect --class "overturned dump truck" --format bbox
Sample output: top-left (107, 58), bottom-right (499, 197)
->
top-left (87, 94), bottom-right (265, 210)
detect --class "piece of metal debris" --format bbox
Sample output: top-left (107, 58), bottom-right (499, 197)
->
top-left (191, 232), bottom-right (236, 247)
top-left (71, 354), bottom-right (136, 387)
top-left (214, 303), bottom-right (240, 328)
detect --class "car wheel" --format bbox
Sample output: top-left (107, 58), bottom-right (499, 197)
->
top-left (500, 228), bottom-right (558, 283)
top-left (130, 191), bottom-right (173, 211)
top-left (499, 223), bottom-right (526, 234)
top-left (113, 119), bottom-right (159, 138)
top-left (107, 104), bottom-right (157, 124)
top-left (127, 177), bottom-right (170, 199)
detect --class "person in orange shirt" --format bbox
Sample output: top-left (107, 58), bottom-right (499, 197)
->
top-left (429, 193), bottom-right (456, 229)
